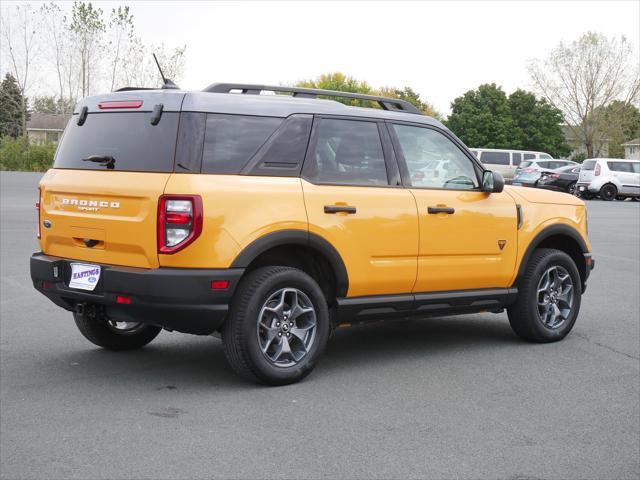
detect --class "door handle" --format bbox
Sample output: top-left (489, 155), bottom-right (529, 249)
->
top-left (427, 206), bottom-right (455, 214)
top-left (324, 205), bottom-right (357, 214)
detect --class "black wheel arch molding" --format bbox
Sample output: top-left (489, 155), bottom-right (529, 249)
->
top-left (515, 223), bottom-right (592, 292)
top-left (229, 229), bottom-right (349, 298)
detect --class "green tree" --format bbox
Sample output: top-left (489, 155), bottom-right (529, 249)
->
top-left (295, 72), bottom-right (441, 117)
top-left (377, 86), bottom-right (441, 119)
top-left (446, 84), bottom-right (571, 157)
top-left (296, 72), bottom-right (375, 107)
top-left (445, 84), bottom-right (515, 148)
top-left (70, 1), bottom-right (105, 97)
top-left (31, 95), bottom-right (75, 114)
top-left (108, 6), bottom-right (134, 91)
top-left (595, 101), bottom-right (640, 158)
top-left (508, 89), bottom-right (571, 157)
top-left (0, 73), bottom-right (28, 138)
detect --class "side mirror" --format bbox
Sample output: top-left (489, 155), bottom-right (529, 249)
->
top-left (482, 170), bottom-right (505, 193)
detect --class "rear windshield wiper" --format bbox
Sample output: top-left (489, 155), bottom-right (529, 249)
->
top-left (82, 155), bottom-right (115, 169)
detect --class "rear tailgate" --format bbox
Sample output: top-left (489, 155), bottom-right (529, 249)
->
top-left (578, 160), bottom-right (596, 183)
top-left (38, 91), bottom-right (185, 268)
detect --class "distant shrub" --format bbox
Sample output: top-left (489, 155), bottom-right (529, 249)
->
top-left (571, 152), bottom-right (588, 163)
top-left (0, 136), bottom-right (56, 172)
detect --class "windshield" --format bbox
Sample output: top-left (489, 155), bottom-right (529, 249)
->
top-left (54, 112), bottom-right (179, 172)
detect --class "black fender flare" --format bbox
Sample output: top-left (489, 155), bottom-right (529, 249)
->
top-left (516, 223), bottom-right (588, 284)
top-left (230, 229), bottom-right (349, 297)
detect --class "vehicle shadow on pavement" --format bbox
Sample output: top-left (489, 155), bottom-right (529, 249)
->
top-left (324, 314), bottom-right (518, 367)
top-left (36, 314), bottom-right (518, 390)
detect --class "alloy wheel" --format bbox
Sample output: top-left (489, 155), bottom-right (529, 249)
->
top-left (256, 288), bottom-right (317, 367)
top-left (536, 265), bottom-right (574, 329)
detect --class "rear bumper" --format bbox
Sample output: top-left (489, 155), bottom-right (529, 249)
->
top-left (30, 253), bottom-right (243, 335)
top-left (576, 182), bottom-right (599, 193)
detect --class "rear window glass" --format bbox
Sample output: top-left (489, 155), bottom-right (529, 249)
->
top-left (54, 112), bottom-right (179, 172)
top-left (481, 151), bottom-right (510, 165)
top-left (202, 114), bottom-right (282, 174)
top-left (540, 153), bottom-right (552, 159)
top-left (523, 153), bottom-right (536, 160)
top-left (582, 160), bottom-right (596, 171)
top-left (519, 161), bottom-right (532, 168)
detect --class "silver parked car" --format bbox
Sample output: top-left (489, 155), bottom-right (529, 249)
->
top-left (576, 158), bottom-right (640, 200)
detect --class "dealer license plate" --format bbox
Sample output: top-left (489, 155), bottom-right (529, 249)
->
top-left (69, 263), bottom-right (101, 291)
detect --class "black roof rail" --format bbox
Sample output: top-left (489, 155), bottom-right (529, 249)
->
top-left (203, 83), bottom-right (423, 115)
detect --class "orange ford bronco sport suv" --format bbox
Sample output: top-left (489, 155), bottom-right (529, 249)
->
top-left (31, 83), bottom-right (594, 385)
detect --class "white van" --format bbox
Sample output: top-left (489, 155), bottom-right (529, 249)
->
top-left (469, 148), bottom-right (553, 181)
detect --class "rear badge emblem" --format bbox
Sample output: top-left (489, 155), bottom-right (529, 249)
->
top-left (498, 240), bottom-right (507, 250)
top-left (43, 220), bottom-right (52, 229)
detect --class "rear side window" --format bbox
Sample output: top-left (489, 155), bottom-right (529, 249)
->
top-left (538, 161), bottom-right (551, 169)
top-left (582, 160), bottom-right (596, 171)
top-left (304, 118), bottom-right (388, 186)
top-left (523, 153), bottom-right (536, 160)
top-left (540, 153), bottom-right (553, 159)
top-left (512, 152), bottom-right (522, 165)
top-left (607, 161), bottom-right (633, 173)
top-left (202, 114), bottom-right (282, 174)
top-left (481, 151), bottom-right (510, 165)
top-left (632, 163), bottom-right (640, 174)
top-left (54, 112), bottom-right (179, 172)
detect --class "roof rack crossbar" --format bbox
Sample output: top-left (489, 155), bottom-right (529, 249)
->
top-left (203, 83), bottom-right (423, 115)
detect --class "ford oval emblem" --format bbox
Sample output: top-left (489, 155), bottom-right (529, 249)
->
top-left (88, 277), bottom-right (97, 283)
top-left (43, 220), bottom-right (52, 229)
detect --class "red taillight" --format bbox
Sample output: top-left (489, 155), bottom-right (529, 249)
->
top-left (116, 295), bottom-right (132, 304)
top-left (523, 168), bottom-right (536, 173)
top-left (550, 174), bottom-right (561, 179)
top-left (157, 195), bottom-right (203, 254)
top-left (36, 187), bottom-right (41, 239)
top-left (595, 164), bottom-right (601, 176)
top-left (98, 100), bottom-right (143, 109)
top-left (211, 280), bottom-right (229, 290)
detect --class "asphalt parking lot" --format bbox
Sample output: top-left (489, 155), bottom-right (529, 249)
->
top-left (1, 171), bottom-right (638, 480)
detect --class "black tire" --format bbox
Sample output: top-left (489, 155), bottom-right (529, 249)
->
top-left (222, 266), bottom-right (330, 386)
top-left (507, 248), bottom-right (582, 343)
top-left (600, 183), bottom-right (617, 201)
top-left (567, 182), bottom-right (577, 195)
top-left (73, 313), bottom-right (162, 351)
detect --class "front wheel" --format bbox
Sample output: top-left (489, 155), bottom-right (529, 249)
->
top-left (507, 248), bottom-right (582, 343)
top-left (73, 313), bottom-right (162, 350)
top-left (222, 266), bottom-right (330, 385)
top-left (600, 183), bottom-right (617, 201)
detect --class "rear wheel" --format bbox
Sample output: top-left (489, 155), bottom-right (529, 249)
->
top-left (567, 182), bottom-right (577, 195)
top-left (73, 313), bottom-right (162, 350)
top-left (223, 266), bottom-right (330, 385)
top-left (600, 183), bottom-right (617, 201)
top-left (508, 248), bottom-right (581, 343)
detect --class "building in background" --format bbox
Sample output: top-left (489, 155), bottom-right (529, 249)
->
top-left (622, 138), bottom-right (639, 160)
top-left (26, 113), bottom-right (70, 144)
